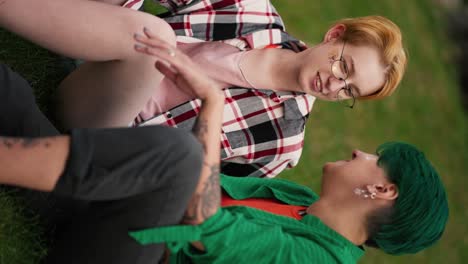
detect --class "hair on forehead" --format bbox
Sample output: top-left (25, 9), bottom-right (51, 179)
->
top-left (331, 16), bottom-right (407, 100)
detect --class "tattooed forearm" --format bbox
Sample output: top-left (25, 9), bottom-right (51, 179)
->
top-left (21, 138), bottom-right (43, 148)
top-left (192, 119), bottom-right (209, 152)
top-left (183, 163), bottom-right (221, 224)
top-left (2, 138), bottom-right (21, 148)
top-left (1, 137), bottom-right (52, 149)
top-left (192, 119), bottom-right (208, 138)
top-left (201, 164), bottom-right (220, 218)
top-left (184, 95), bottom-right (224, 226)
top-left (183, 193), bottom-right (200, 222)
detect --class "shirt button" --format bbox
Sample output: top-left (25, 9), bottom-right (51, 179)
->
top-left (167, 113), bottom-right (173, 118)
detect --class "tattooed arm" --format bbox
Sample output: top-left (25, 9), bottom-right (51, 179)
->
top-left (182, 95), bottom-right (224, 226)
top-left (0, 136), bottom-right (70, 191)
top-left (182, 93), bottom-right (224, 253)
top-left (133, 33), bottom-right (225, 250)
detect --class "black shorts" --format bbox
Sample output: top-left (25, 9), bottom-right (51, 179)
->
top-left (0, 63), bottom-right (59, 137)
top-left (0, 63), bottom-right (203, 264)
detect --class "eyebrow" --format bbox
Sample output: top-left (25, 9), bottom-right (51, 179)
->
top-left (346, 56), bottom-right (355, 76)
top-left (345, 56), bottom-right (362, 96)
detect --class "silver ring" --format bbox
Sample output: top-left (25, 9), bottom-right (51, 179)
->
top-left (168, 49), bottom-right (175, 57)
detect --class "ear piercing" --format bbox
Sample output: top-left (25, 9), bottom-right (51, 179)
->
top-left (353, 188), bottom-right (376, 199)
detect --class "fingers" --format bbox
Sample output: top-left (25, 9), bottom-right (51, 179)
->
top-left (155, 61), bottom-right (177, 82)
top-left (132, 27), bottom-right (222, 99)
top-left (134, 37), bottom-right (174, 59)
top-left (137, 29), bottom-right (184, 84)
top-left (133, 31), bottom-right (190, 72)
top-left (134, 32), bottom-right (172, 52)
top-left (134, 27), bottom-right (177, 58)
top-left (142, 27), bottom-right (174, 58)
top-left (143, 26), bottom-right (156, 39)
top-left (134, 42), bottom-right (171, 59)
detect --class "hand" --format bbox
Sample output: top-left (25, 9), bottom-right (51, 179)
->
top-left (134, 28), bottom-right (223, 101)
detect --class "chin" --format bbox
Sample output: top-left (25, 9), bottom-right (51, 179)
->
top-left (323, 160), bottom-right (346, 171)
top-left (322, 162), bottom-right (335, 172)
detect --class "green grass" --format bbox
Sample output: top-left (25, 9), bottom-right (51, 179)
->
top-left (1, 0), bottom-right (467, 263)
top-left (0, 29), bottom-right (69, 122)
top-left (0, 190), bottom-right (47, 264)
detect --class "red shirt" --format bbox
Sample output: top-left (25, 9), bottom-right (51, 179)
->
top-left (221, 192), bottom-right (307, 220)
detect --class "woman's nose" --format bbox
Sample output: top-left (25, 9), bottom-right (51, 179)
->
top-left (328, 77), bottom-right (346, 93)
top-left (352, 149), bottom-right (361, 159)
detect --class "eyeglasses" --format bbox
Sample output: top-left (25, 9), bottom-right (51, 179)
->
top-left (330, 41), bottom-right (356, 108)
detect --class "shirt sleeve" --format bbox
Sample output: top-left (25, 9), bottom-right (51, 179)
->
top-left (152, 0), bottom-right (227, 13)
top-left (180, 208), bottom-right (336, 264)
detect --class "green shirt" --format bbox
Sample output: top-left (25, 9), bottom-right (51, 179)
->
top-left (130, 175), bottom-right (364, 263)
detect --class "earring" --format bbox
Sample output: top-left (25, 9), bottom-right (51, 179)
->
top-left (353, 188), bottom-right (376, 199)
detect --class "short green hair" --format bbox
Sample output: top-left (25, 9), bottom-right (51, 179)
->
top-left (370, 142), bottom-right (449, 255)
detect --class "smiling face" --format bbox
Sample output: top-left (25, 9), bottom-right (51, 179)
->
top-left (297, 26), bottom-right (387, 101)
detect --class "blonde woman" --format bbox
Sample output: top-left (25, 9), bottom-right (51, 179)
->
top-left (0, 0), bottom-right (407, 178)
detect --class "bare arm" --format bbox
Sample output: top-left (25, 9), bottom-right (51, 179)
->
top-left (0, 136), bottom-right (70, 191)
top-left (182, 96), bottom-right (224, 225)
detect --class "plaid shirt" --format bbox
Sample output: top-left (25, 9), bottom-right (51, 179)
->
top-left (126, 0), bottom-right (315, 178)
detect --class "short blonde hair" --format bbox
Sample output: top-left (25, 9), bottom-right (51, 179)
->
top-left (333, 16), bottom-right (407, 100)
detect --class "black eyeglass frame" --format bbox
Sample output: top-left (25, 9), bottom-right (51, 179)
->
top-left (330, 41), bottom-right (356, 109)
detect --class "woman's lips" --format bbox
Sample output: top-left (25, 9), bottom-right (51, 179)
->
top-left (312, 72), bottom-right (322, 93)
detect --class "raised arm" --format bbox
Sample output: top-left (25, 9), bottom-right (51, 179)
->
top-left (134, 29), bottom-right (225, 226)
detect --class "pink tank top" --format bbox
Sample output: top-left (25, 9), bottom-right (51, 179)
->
top-left (137, 41), bottom-right (253, 121)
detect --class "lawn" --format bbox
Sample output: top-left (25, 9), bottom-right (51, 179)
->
top-left (1, 0), bottom-right (467, 263)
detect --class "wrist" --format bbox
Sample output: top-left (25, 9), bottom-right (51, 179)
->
top-left (201, 90), bottom-right (224, 104)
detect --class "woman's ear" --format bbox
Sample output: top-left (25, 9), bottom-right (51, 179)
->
top-left (323, 24), bottom-right (346, 43)
top-left (366, 183), bottom-right (399, 201)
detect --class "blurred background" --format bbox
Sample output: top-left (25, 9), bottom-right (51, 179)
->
top-left (1, 0), bottom-right (467, 263)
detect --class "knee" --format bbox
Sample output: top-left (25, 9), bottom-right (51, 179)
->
top-left (0, 64), bottom-right (36, 110)
top-left (123, 11), bottom-right (176, 61)
top-left (134, 12), bottom-right (176, 45)
top-left (167, 129), bottom-right (203, 179)
top-left (146, 127), bottom-right (203, 187)
top-left (138, 126), bottom-right (203, 184)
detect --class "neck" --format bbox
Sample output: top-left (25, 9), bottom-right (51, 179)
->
top-left (240, 48), bottom-right (303, 91)
top-left (306, 199), bottom-right (369, 245)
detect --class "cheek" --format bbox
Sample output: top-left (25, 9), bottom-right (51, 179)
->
top-left (360, 76), bottom-right (386, 96)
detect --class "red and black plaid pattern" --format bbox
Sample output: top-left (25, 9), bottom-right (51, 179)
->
top-left (125, 0), bottom-right (315, 178)
top-left (136, 88), bottom-right (315, 178)
top-left (127, 0), bottom-right (305, 49)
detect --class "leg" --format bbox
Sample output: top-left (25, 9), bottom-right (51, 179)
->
top-left (0, 64), bottom-right (59, 137)
top-left (47, 127), bottom-right (203, 263)
top-left (54, 125), bottom-right (203, 200)
top-left (0, 63), bottom-right (73, 231)
top-left (0, 0), bottom-right (176, 127)
top-left (47, 184), bottom-right (198, 264)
